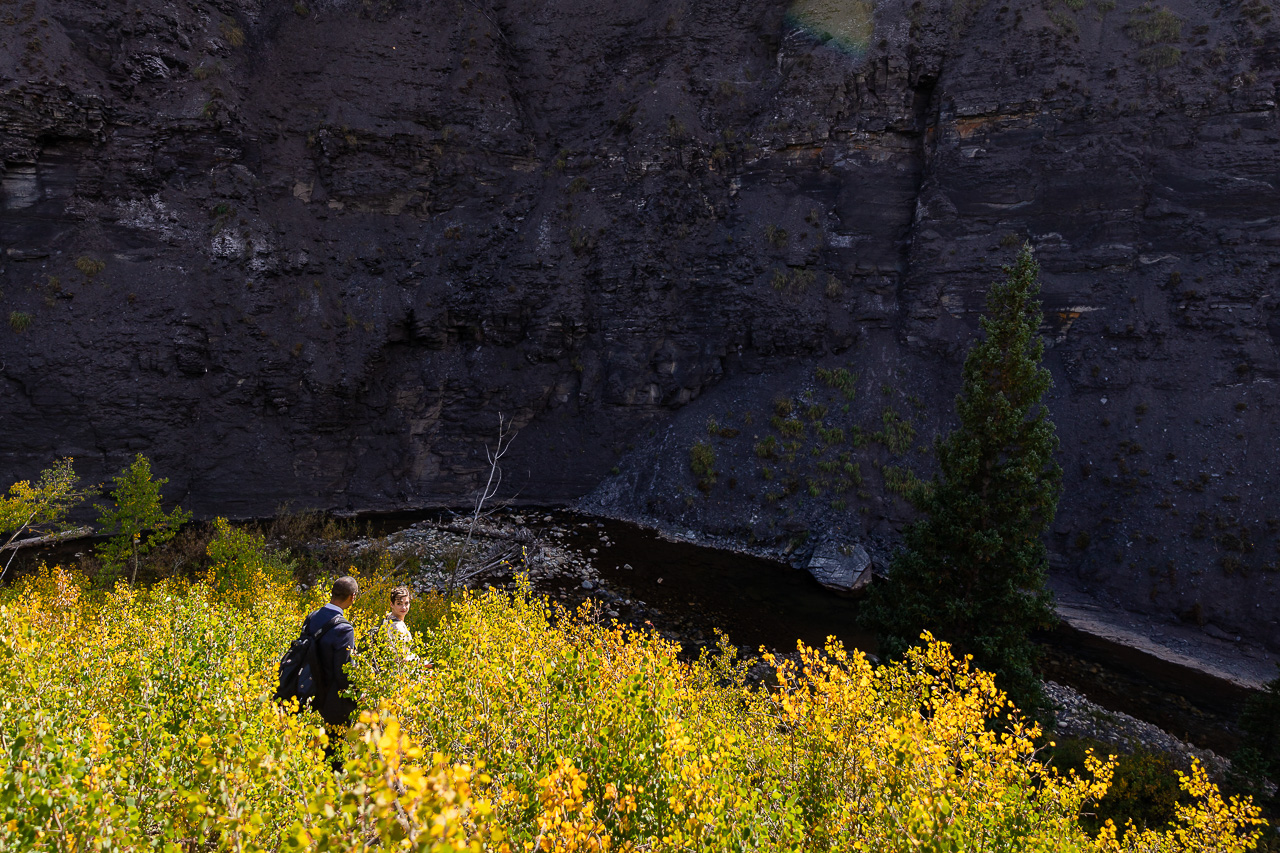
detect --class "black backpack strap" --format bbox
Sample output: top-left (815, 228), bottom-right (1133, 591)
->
top-left (312, 611), bottom-right (346, 642)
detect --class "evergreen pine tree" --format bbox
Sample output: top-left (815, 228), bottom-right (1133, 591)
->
top-left (1232, 668), bottom-right (1280, 794)
top-left (864, 245), bottom-right (1062, 713)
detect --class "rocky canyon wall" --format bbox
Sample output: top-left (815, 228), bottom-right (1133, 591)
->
top-left (2, 0), bottom-right (1278, 645)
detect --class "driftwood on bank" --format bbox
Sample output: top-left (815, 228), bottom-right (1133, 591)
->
top-left (0, 526), bottom-right (94, 552)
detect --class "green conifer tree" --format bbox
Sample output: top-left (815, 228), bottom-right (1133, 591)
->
top-left (864, 245), bottom-right (1062, 713)
top-left (97, 453), bottom-right (192, 585)
top-left (1232, 668), bottom-right (1280, 793)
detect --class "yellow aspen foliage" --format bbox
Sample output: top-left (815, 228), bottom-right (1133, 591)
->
top-left (528, 757), bottom-right (610, 852)
top-left (289, 708), bottom-right (506, 852)
top-left (0, 564), bottom-right (1266, 852)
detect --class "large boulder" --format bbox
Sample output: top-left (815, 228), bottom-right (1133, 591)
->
top-left (806, 542), bottom-right (872, 595)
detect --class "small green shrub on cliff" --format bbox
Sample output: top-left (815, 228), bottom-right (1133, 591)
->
top-left (74, 255), bottom-right (105, 278)
top-left (1125, 4), bottom-right (1183, 68)
top-left (7, 311), bottom-right (32, 332)
top-left (874, 406), bottom-right (916, 454)
top-left (689, 441), bottom-right (716, 492)
top-left (1125, 4), bottom-right (1182, 44)
top-left (815, 366), bottom-right (857, 399)
top-left (883, 464), bottom-right (926, 498)
top-left (221, 20), bottom-right (246, 47)
top-left (771, 414), bottom-right (804, 438)
top-left (817, 425), bottom-right (845, 445)
top-left (1139, 45), bottom-right (1181, 69)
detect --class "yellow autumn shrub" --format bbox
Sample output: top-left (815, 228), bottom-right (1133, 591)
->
top-left (0, 562), bottom-right (1266, 852)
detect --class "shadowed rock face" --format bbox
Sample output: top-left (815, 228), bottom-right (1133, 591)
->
top-left (1, 0), bottom-right (1278, 645)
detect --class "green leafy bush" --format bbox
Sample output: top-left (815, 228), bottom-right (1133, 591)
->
top-left (1047, 738), bottom-right (1190, 833)
top-left (815, 366), bottom-right (857, 399)
top-left (96, 454), bottom-right (192, 585)
top-left (689, 442), bottom-right (716, 492)
top-left (73, 256), bottom-right (106, 277)
top-left (204, 517), bottom-right (294, 607)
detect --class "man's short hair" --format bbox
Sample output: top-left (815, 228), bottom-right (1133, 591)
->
top-left (331, 576), bottom-right (359, 602)
top-left (389, 585), bottom-right (412, 605)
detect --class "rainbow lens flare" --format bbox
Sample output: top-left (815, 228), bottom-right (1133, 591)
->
top-left (787, 0), bottom-right (876, 54)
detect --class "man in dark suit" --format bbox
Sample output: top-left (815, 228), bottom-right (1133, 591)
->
top-left (303, 575), bottom-right (359, 769)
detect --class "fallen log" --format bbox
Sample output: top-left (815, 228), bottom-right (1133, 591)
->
top-left (1, 526), bottom-right (94, 552)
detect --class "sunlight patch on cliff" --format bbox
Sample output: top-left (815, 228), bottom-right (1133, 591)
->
top-left (787, 0), bottom-right (875, 54)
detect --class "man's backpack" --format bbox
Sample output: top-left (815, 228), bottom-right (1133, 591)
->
top-left (275, 612), bottom-right (346, 709)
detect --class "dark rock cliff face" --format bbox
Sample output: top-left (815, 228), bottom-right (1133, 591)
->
top-left (2, 0), bottom-right (1278, 645)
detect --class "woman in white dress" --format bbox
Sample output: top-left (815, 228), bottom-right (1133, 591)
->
top-left (384, 585), bottom-right (416, 660)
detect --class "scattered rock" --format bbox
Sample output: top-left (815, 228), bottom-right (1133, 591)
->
top-left (1044, 680), bottom-right (1231, 781)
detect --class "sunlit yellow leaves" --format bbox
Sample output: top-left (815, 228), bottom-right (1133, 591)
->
top-left (0, 458), bottom-right (85, 545)
top-left (0, 567), bottom-right (1265, 852)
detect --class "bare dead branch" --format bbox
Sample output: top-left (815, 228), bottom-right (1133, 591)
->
top-left (446, 413), bottom-right (516, 598)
